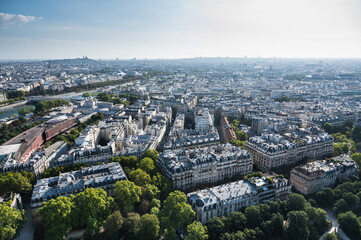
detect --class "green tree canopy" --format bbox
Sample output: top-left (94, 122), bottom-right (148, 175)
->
top-left (129, 169), bottom-right (151, 186)
top-left (287, 211), bottom-right (309, 240)
top-left (142, 149), bottom-right (159, 162)
top-left (0, 172), bottom-right (33, 196)
top-left (185, 221), bottom-right (208, 240)
top-left (207, 217), bottom-right (225, 240)
top-left (0, 201), bottom-right (26, 240)
top-left (114, 180), bottom-right (142, 213)
top-left (105, 210), bottom-right (123, 239)
top-left (337, 211), bottom-right (361, 240)
top-left (73, 188), bottom-right (114, 235)
top-left (160, 190), bottom-right (195, 229)
top-left (323, 233), bottom-right (337, 240)
top-left (351, 152), bottom-right (361, 167)
top-left (142, 184), bottom-right (160, 201)
top-left (133, 214), bottom-right (160, 240)
top-left (39, 196), bottom-right (74, 240)
top-left (225, 212), bottom-right (246, 232)
top-left (139, 157), bottom-right (155, 173)
top-left (245, 205), bottom-right (261, 228)
top-left (287, 193), bottom-right (307, 211)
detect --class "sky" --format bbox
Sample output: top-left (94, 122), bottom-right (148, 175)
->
top-left (0, 0), bottom-right (361, 60)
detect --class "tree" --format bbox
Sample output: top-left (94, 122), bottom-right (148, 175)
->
top-left (151, 172), bottom-right (174, 200)
top-left (245, 205), bottom-right (261, 228)
top-left (7, 90), bottom-right (25, 99)
top-left (225, 212), bottom-right (246, 232)
top-left (269, 213), bottom-right (285, 237)
top-left (185, 221), bottom-right (208, 240)
top-left (220, 231), bottom-right (245, 240)
top-left (323, 122), bottom-right (334, 133)
top-left (39, 196), bottom-right (74, 240)
top-left (82, 92), bottom-right (91, 98)
top-left (18, 106), bottom-right (34, 116)
top-left (114, 180), bottom-right (142, 213)
top-left (139, 157), bottom-right (155, 173)
top-left (133, 214), bottom-right (160, 240)
top-left (114, 156), bottom-right (139, 169)
top-left (207, 217), bottom-right (225, 240)
top-left (142, 149), bottom-right (159, 162)
top-left (142, 184), bottom-right (160, 201)
top-left (333, 199), bottom-right (350, 214)
top-left (138, 199), bottom-right (151, 215)
top-left (73, 188), bottom-right (114, 236)
top-left (323, 233), bottom-right (337, 240)
top-left (322, 188), bottom-right (335, 207)
top-left (105, 211), bottom-right (123, 238)
top-left (351, 126), bottom-right (361, 143)
top-left (123, 212), bottom-right (140, 233)
top-left (341, 142), bottom-right (349, 154)
top-left (150, 198), bottom-right (161, 209)
top-left (237, 131), bottom-right (247, 141)
top-left (160, 191), bottom-right (195, 229)
top-left (129, 169), bottom-right (151, 186)
top-left (351, 152), bottom-right (361, 167)
top-left (338, 211), bottom-right (361, 240)
top-left (287, 193), bottom-right (307, 211)
top-left (287, 211), bottom-right (309, 240)
top-left (0, 172), bottom-right (33, 196)
top-left (333, 143), bottom-right (343, 156)
top-left (344, 192), bottom-right (360, 210)
top-left (0, 201), bottom-right (26, 240)
top-left (306, 207), bottom-right (331, 235)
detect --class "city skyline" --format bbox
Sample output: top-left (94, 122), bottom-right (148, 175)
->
top-left (1, 0), bottom-right (361, 60)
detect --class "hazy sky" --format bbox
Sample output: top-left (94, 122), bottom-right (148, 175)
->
top-left (1, 0), bottom-right (361, 59)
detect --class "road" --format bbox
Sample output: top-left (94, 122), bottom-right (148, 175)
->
top-left (0, 100), bottom-right (27, 112)
top-left (15, 206), bottom-right (35, 240)
top-left (319, 209), bottom-right (350, 240)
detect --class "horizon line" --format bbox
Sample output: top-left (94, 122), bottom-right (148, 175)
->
top-left (1, 56), bottom-right (361, 62)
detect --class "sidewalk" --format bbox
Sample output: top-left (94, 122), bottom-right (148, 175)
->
top-left (15, 206), bottom-right (35, 240)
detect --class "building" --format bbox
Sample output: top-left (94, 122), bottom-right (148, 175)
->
top-left (0, 116), bottom-right (75, 173)
top-left (0, 192), bottom-right (23, 209)
top-left (158, 144), bottom-right (253, 190)
top-left (221, 117), bottom-right (236, 143)
top-left (251, 117), bottom-right (268, 136)
top-left (271, 90), bottom-right (291, 99)
top-left (43, 116), bottom-right (76, 141)
top-left (164, 113), bottom-right (220, 150)
top-left (290, 155), bottom-right (358, 194)
top-left (2, 125), bottom-right (45, 163)
top-left (0, 92), bottom-right (7, 102)
top-left (195, 108), bottom-right (213, 134)
top-left (245, 127), bottom-right (333, 172)
top-left (30, 162), bottom-right (127, 208)
top-left (187, 176), bottom-right (291, 224)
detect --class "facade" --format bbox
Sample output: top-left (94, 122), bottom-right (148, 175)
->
top-left (195, 108), bottom-right (213, 134)
top-left (164, 113), bottom-right (220, 150)
top-left (187, 176), bottom-right (291, 224)
top-left (43, 117), bottom-right (76, 141)
top-left (221, 117), bottom-right (236, 143)
top-left (245, 127), bottom-right (333, 172)
top-left (0, 192), bottom-right (23, 209)
top-left (158, 144), bottom-right (253, 190)
top-left (1, 141), bottom-right (68, 175)
top-left (290, 155), bottom-right (358, 194)
top-left (31, 162), bottom-right (127, 208)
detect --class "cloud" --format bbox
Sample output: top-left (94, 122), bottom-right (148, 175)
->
top-left (0, 37), bottom-right (85, 44)
top-left (47, 26), bottom-right (72, 30)
top-left (40, 38), bottom-right (85, 44)
top-left (0, 37), bottom-right (32, 42)
top-left (0, 12), bottom-right (42, 27)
